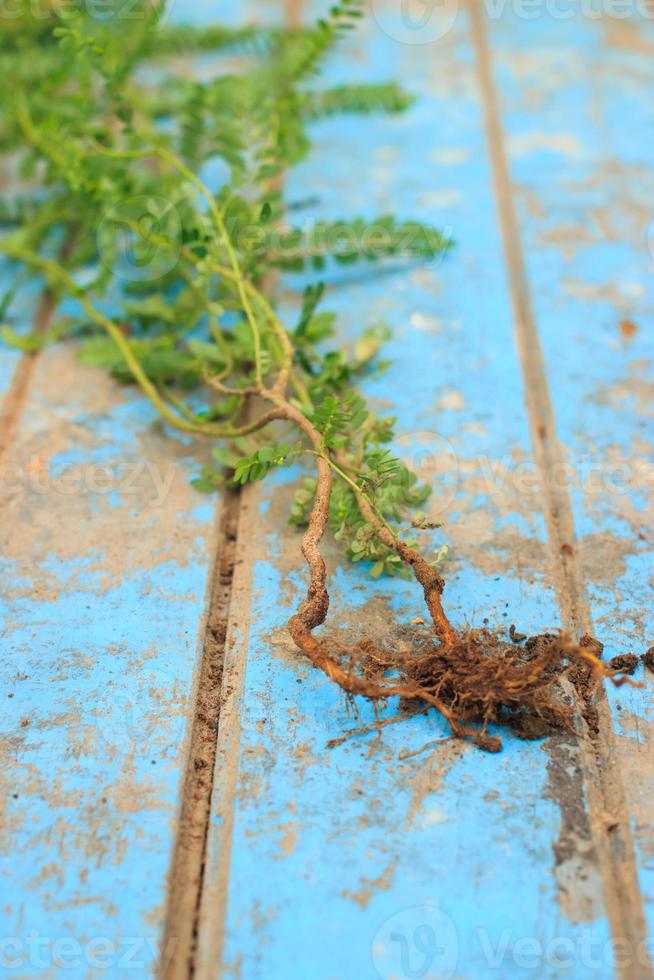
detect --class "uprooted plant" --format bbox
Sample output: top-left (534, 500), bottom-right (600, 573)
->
top-left (0, 2), bottom-right (631, 751)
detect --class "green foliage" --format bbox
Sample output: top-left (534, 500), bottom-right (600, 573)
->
top-left (0, 321), bottom-right (69, 352)
top-left (301, 83), bottom-right (413, 119)
top-left (0, 0), bottom-right (451, 578)
top-left (233, 442), bottom-right (304, 485)
top-left (311, 393), bottom-right (368, 448)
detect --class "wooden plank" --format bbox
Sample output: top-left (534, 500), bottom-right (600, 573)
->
top-left (2, 2), bottom-right (651, 976)
top-left (0, 345), bottom-right (219, 974)
top-left (196, 3), bottom-right (620, 977)
top-left (0, 8), bottom-right (232, 972)
top-left (469, 6), bottom-right (652, 976)
top-left (481, 2), bottom-right (654, 967)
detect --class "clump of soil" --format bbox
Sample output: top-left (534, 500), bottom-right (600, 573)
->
top-left (608, 653), bottom-right (640, 676)
top-left (641, 647), bottom-right (654, 674)
top-left (326, 625), bottom-right (617, 752)
top-left (619, 317), bottom-right (638, 340)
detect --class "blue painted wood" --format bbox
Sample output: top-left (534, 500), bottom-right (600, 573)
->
top-left (485, 1), bottom-right (654, 944)
top-left (197, 3), bottom-right (619, 978)
top-left (2, 2), bottom-right (651, 977)
top-left (0, 346), bottom-right (217, 976)
top-left (0, 6), bottom-right (225, 974)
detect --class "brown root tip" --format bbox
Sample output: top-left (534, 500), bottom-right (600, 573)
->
top-left (473, 732), bottom-right (503, 753)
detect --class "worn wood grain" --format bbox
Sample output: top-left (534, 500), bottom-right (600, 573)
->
top-left (195, 2), bottom-right (637, 977)
top-left (0, 344), bottom-right (220, 975)
top-left (0, 5), bottom-right (241, 974)
top-left (482, 4), bottom-right (654, 973)
top-left (1, 1), bottom-right (652, 978)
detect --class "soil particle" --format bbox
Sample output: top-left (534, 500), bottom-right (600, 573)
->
top-left (608, 653), bottom-right (639, 676)
top-left (2, 346), bottom-right (214, 597)
top-left (509, 624), bottom-right (527, 643)
top-left (579, 634), bottom-right (604, 659)
top-left (640, 647), bottom-right (654, 674)
top-left (510, 713), bottom-right (556, 740)
top-left (619, 318), bottom-right (638, 341)
top-left (568, 635), bottom-right (605, 736)
top-left (601, 18), bottom-right (654, 54)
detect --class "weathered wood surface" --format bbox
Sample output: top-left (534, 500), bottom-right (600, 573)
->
top-left (0, 9), bottom-right (225, 977)
top-left (0, 1), bottom-right (652, 978)
top-left (483, 4), bottom-right (654, 966)
top-left (0, 343), bottom-right (219, 975)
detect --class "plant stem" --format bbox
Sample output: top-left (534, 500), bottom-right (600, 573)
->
top-left (0, 239), bottom-right (277, 441)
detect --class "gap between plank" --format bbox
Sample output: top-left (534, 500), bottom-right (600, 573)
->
top-left (159, 489), bottom-right (241, 980)
top-left (191, 484), bottom-right (261, 980)
top-left (467, 3), bottom-right (653, 976)
top-left (184, 6), bottom-right (305, 976)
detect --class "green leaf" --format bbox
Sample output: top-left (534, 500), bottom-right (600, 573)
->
top-left (192, 475), bottom-right (219, 493)
top-left (0, 324), bottom-right (69, 352)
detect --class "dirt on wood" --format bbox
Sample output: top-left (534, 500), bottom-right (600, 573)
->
top-left (608, 653), bottom-right (640, 676)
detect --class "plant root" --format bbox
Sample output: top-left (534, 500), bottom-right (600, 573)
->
top-left (282, 400), bottom-right (636, 753)
top-left (294, 620), bottom-right (640, 752)
top-left (326, 707), bottom-right (428, 750)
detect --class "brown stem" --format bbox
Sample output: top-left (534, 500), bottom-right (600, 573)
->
top-left (277, 402), bottom-right (332, 645)
top-left (354, 493), bottom-right (457, 646)
top-left (261, 399), bottom-right (481, 744)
